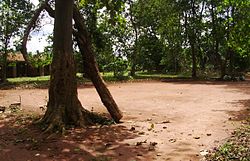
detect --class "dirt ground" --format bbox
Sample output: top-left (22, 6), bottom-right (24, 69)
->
top-left (0, 80), bottom-right (250, 161)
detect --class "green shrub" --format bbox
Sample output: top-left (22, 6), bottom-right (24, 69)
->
top-left (104, 58), bottom-right (128, 80)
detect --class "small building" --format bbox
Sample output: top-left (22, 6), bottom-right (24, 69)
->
top-left (6, 52), bottom-right (26, 78)
top-left (1, 52), bottom-right (51, 78)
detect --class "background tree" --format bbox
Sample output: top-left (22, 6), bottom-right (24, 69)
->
top-left (128, 0), bottom-right (250, 78)
top-left (0, 0), bottom-right (33, 82)
top-left (28, 50), bottom-right (52, 76)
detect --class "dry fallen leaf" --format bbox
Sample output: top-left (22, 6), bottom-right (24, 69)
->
top-left (136, 140), bottom-right (147, 146)
top-left (105, 143), bottom-right (112, 147)
top-left (147, 118), bottom-right (152, 121)
top-left (169, 139), bottom-right (176, 143)
top-left (35, 153), bottom-right (40, 157)
top-left (129, 127), bottom-right (136, 131)
top-left (148, 123), bottom-right (155, 131)
top-left (138, 131), bottom-right (145, 135)
top-left (200, 149), bottom-right (209, 156)
top-left (194, 136), bottom-right (200, 139)
top-left (162, 120), bottom-right (171, 124)
top-left (150, 142), bottom-right (158, 146)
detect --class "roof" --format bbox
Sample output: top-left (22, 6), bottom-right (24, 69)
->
top-left (7, 52), bottom-right (25, 62)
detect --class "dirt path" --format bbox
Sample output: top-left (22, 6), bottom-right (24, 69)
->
top-left (0, 80), bottom-right (249, 161)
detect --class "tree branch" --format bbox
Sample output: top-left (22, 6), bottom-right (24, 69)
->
top-left (44, 3), bottom-right (55, 18)
top-left (21, 0), bottom-right (49, 65)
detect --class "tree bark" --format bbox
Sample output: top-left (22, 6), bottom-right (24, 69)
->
top-left (39, 0), bottom-right (91, 131)
top-left (73, 6), bottom-right (123, 123)
top-left (41, 2), bottom-right (122, 123)
top-left (39, 66), bottom-right (44, 76)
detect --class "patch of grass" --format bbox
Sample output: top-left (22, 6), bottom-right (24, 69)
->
top-left (4, 74), bottom-right (89, 89)
top-left (205, 122), bottom-right (250, 161)
top-left (5, 76), bottom-right (50, 89)
top-left (101, 71), bottom-right (191, 81)
top-left (7, 76), bottom-right (50, 83)
top-left (101, 72), bottom-right (132, 81)
top-left (135, 71), bottom-right (191, 80)
top-left (2, 71), bottom-right (192, 89)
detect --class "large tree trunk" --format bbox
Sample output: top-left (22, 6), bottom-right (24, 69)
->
top-left (43, 3), bottom-right (123, 123)
top-left (73, 6), bottom-right (123, 123)
top-left (39, 0), bottom-right (90, 131)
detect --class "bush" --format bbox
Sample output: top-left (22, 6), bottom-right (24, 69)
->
top-left (104, 58), bottom-right (128, 80)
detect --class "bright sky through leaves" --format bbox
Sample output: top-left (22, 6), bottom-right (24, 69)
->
top-left (27, 0), bottom-right (53, 53)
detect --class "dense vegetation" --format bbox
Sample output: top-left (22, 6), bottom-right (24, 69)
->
top-left (0, 0), bottom-right (33, 81)
top-left (1, 0), bottom-right (250, 82)
top-left (77, 0), bottom-right (250, 79)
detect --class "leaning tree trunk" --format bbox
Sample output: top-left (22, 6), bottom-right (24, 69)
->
top-left (40, 0), bottom-right (90, 131)
top-left (73, 6), bottom-right (123, 123)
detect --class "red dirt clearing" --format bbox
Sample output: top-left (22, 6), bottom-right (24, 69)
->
top-left (0, 80), bottom-right (250, 161)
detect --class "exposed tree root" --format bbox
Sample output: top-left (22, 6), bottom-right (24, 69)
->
top-left (36, 106), bottom-right (114, 133)
top-left (81, 109), bottom-right (116, 125)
